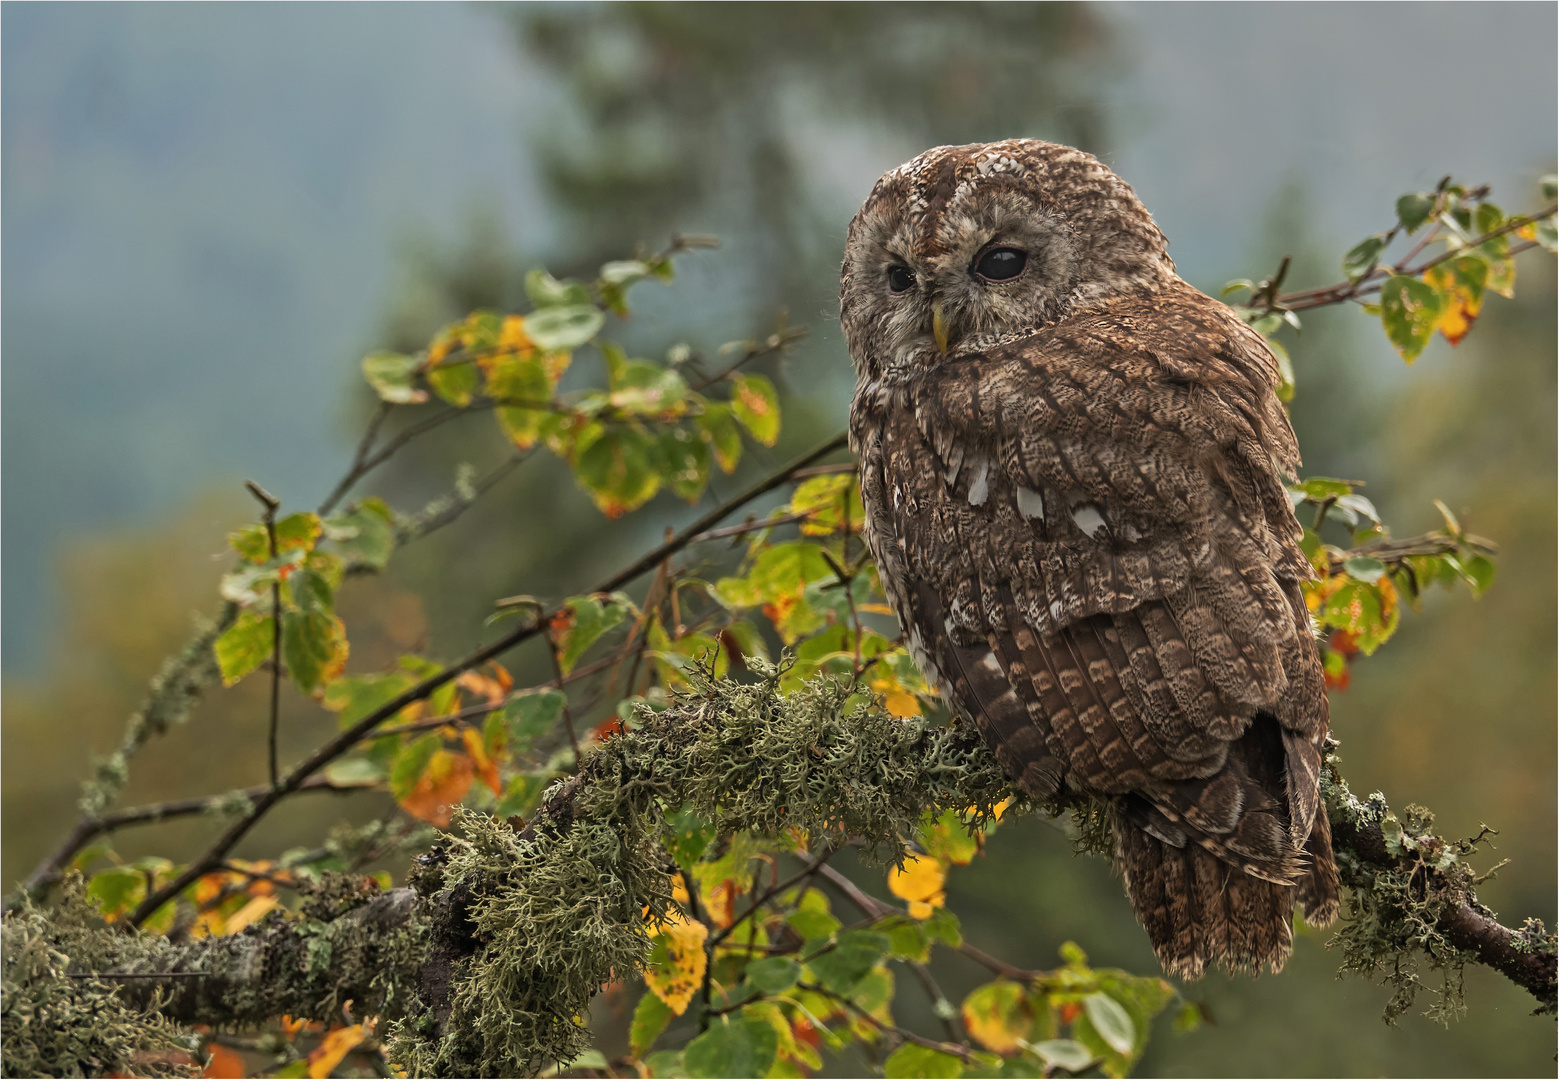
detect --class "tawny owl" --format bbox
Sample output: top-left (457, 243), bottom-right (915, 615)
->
top-left (841, 139), bottom-right (1340, 978)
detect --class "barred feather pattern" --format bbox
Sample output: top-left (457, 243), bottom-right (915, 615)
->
top-left (843, 141), bottom-right (1339, 978)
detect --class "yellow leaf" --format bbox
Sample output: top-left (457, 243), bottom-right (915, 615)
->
top-left (961, 981), bottom-right (1032, 1055)
top-left (223, 895), bottom-right (278, 934)
top-left (887, 854), bottom-right (946, 920)
top-left (670, 874), bottom-right (691, 906)
top-left (870, 676), bottom-right (921, 719)
top-left (307, 1024), bottom-right (366, 1079)
top-left (644, 913), bottom-right (709, 1016)
top-left (498, 315), bottom-right (532, 352)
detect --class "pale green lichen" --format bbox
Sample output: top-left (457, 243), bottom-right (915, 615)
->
top-left (387, 662), bottom-right (1014, 1077)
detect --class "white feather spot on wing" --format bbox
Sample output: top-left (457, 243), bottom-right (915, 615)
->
top-left (1072, 503), bottom-right (1108, 538)
top-left (1016, 486), bottom-right (1046, 520)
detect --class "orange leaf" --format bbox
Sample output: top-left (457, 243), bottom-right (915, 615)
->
top-left (457, 670), bottom-right (507, 706)
top-left (705, 879), bottom-right (738, 928)
top-left (398, 750), bottom-right (475, 827)
top-left (223, 895), bottom-right (278, 934)
top-left (461, 728), bottom-right (502, 796)
top-left (202, 1043), bottom-right (246, 1079)
top-left (306, 1024), bottom-right (366, 1079)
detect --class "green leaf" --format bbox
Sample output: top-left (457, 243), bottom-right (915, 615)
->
top-left (923, 906), bottom-right (963, 949)
top-left (884, 1043), bottom-right (964, 1079)
top-left (1172, 1000), bottom-right (1205, 1033)
top-left (1395, 192), bottom-right (1436, 233)
top-left (505, 690), bottom-right (567, 749)
top-left (324, 757), bottom-right (383, 786)
top-left (1378, 274), bottom-right (1443, 362)
top-left (495, 773), bottom-right (548, 818)
top-left (282, 610), bottom-right (345, 695)
top-left (214, 610), bottom-right (275, 686)
top-left (630, 991), bottom-right (674, 1057)
top-left (610, 361), bottom-right (689, 417)
top-left (290, 567), bottom-right (334, 615)
top-left (1291, 477), bottom-right (1355, 501)
top-left (390, 733), bottom-right (441, 801)
top-left (807, 929), bottom-right (889, 994)
top-left (1082, 992), bottom-right (1137, 1056)
top-left (323, 670), bottom-right (417, 729)
top-left (665, 804), bottom-right (716, 869)
top-left (683, 1014), bottom-right (778, 1079)
top-left (1342, 234), bottom-right (1388, 282)
top-left (564, 1051), bottom-right (609, 1072)
top-left (487, 353), bottom-right (554, 449)
top-left (1022, 1039), bottom-right (1094, 1073)
top-left (1540, 174), bottom-right (1557, 204)
top-left (324, 498), bottom-right (396, 571)
top-left (697, 403), bottom-right (744, 474)
top-left (1342, 556), bottom-right (1387, 584)
top-left (787, 908), bottom-right (841, 942)
top-left (427, 359), bottom-right (479, 407)
top-left (730, 373), bottom-right (781, 446)
top-left (362, 351), bottom-right (427, 403)
top-left (1459, 553), bottom-right (1496, 597)
top-left (87, 867), bottom-right (146, 920)
top-left (524, 304), bottom-right (605, 350)
top-left (882, 914), bottom-right (931, 962)
top-left (600, 259), bottom-right (651, 285)
top-left (660, 426), bottom-right (713, 501)
top-left (525, 268), bottom-right (591, 308)
top-left (643, 1050), bottom-right (685, 1078)
top-left (743, 956), bottom-right (801, 994)
top-left (555, 594), bottom-right (632, 673)
top-left (573, 425), bottom-right (664, 517)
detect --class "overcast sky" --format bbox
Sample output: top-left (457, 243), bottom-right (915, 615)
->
top-left (4, 2), bottom-right (1554, 672)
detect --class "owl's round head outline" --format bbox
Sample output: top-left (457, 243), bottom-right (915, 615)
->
top-left (840, 139), bottom-right (1176, 382)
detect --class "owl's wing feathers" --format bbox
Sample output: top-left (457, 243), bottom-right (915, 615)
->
top-left (875, 288), bottom-right (1330, 893)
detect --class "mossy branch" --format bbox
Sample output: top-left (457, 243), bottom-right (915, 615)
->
top-left (5, 669), bottom-right (1551, 1078)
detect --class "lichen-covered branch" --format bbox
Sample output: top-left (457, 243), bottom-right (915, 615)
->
top-left (1321, 755), bottom-right (1557, 1020)
top-left (5, 670), bottom-right (1551, 1079)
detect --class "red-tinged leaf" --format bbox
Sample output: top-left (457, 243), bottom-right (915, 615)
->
top-left (1424, 255), bottom-right (1487, 345)
top-left (282, 611), bottom-right (348, 696)
top-left (730, 373), bottom-right (780, 446)
top-left (572, 425), bottom-right (663, 517)
top-left (697, 403), bottom-right (743, 473)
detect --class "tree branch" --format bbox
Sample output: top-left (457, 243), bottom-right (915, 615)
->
top-left (125, 433), bottom-right (850, 927)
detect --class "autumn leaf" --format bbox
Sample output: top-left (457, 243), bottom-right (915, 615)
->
top-left (224, 895), bottom-right (279, 934)
top-left (1423, 255), bottom-right (1487, 345)
top-left (730, 373), bottom-right (780, 446)
top-left (887, 854), bottom-right (946, 920)
top-left (962, 980), bottom-right (1033, 1055)
top-left (870, 673), bottom-right (921, 719)
top-left (645, 912), bottom-right (710, 1016)
top-left (462, 727), bottom-right (502, 796)
top-left (201, 1043), bottom-right (246, 1079)
top-left (397, 749), bottom-right (475, 828)
top-left (306, 1024), bottom-right (366, 1079)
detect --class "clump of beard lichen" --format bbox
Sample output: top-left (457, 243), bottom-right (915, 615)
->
top-left (386, 661), bottom-right (1016, 1077)
top-left (1, 882), bottom-right (198, 1078)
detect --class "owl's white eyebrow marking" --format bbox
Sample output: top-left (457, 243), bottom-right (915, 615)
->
top-left (1072, 503), bottom-right (1108, 538)
top-left (1016, 486), bottom-right (1046, 520)
top-left (966, 459), bottom-right (990, 505)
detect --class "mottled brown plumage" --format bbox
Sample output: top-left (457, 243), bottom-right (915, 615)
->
top-left (841, 140), bottom-right (1339, 978)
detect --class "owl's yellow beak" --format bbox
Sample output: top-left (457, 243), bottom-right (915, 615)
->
top-left (931, 304), bottom-right (950, 354)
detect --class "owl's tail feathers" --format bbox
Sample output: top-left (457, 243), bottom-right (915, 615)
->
top-left (1295, 808), bottom-right (1341, 929)
top-left (1114, 819), bottom-right (1295, 980)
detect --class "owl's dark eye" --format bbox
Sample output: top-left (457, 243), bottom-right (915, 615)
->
top-left (973, 248), bottom-right (1027, 282)
top-left (887, 265), bottom-right (916, 293)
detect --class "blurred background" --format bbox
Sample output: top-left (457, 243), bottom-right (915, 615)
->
top-left (3, 3), bottom-right (1554, 1075)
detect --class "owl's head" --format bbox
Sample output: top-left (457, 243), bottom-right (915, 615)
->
top-left (840, 139), bottom-right (1175, 382)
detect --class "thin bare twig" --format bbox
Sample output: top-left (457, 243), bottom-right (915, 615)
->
top-left (244, 481), bottom-right (284, 791)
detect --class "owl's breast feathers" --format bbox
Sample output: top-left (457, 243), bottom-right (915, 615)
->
top-left (851, 282), bottom-right (1340, 976)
